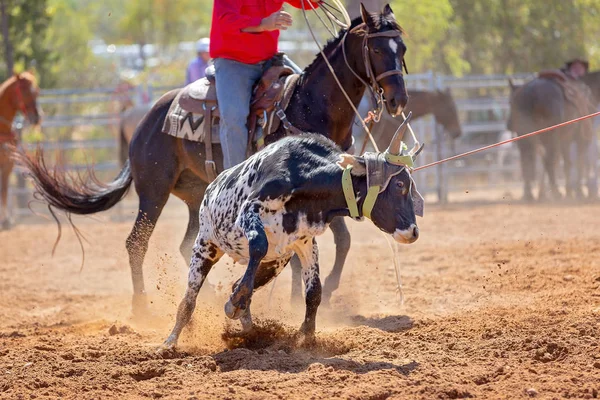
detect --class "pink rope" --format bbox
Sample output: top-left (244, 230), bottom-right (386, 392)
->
top-left (414, 110), bottom-right (600, 172)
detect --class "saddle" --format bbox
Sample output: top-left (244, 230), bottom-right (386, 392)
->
top-left (174, 54), bottom-right (299, 181)
top-left (538, 69), bottom-right (596, 118)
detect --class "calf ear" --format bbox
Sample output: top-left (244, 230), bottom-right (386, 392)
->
top-left (337, 154), bottom-right (366, 176)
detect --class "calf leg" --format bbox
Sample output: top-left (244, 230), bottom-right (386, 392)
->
top-left (233, 257), bottom-right (290, 332)
top-left (224, 202), bottom-right (268, 320)
top-left (159, 236), bottom-right (223, 351)
top-left (295, 238), bottom-right (322, 341)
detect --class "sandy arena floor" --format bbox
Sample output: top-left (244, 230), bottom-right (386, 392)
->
top-left (1, 199), bottom-right (599, 399)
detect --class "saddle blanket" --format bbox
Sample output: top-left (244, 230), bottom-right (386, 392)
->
top-left (161, 89), bottom-right (221, 143)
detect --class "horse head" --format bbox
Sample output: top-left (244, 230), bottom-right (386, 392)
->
top-left (13, 71), bottom-right (42, 126)
top-left (432, 88), bottom-right (462, 139)
top-left (345, 3), bottom-right (409, 117)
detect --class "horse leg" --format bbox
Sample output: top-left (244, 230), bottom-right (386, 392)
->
top-left (290, 254), bottom-right (304, 303)
top-left (587, 133), bottom-right (598, 199)
top-left (158, 235), bottom-right (223, 352)
top-left (517, 138), bottom-right (536, 202)
top-left (180, 199), bottom-right (202, 261)
top-left (321, 217), bottom-right (351, 306)
top-left (560, 137), bottom-right (575, 199)
top-left (0, 158), bottom-right (13, 230)
top-left (576, 130), bottom-right (592, 199)
top-left (541, 135), bottom-right (562, 201)
top-left (126, 192), bottom-right (171, 317)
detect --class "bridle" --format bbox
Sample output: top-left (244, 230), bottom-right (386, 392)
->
top-left (341, 23), bottom-right (408, 124)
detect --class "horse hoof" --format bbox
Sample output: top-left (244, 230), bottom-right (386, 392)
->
top-left (1, 219), bottom-right (12, 230)
top-left (224, 300), bottom-right (244, 320)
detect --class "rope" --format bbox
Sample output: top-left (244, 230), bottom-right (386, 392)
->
top-left (401, 111), bottom-right (419, 147)
top-left (302, 0), bottom-right (380, 152)
top-left (414, 110), bottom-right (600, 172)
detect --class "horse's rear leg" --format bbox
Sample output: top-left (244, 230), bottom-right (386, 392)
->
top-left (126, 193), bottom-right (170, 317)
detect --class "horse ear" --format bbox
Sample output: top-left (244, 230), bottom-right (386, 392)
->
top-left (382, 4), bottom-right (394, 16)
top-left (360, 3), bottom-right (375, 29)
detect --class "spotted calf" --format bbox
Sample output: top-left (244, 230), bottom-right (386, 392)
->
top-left (160, 118), bottom-right (421, 351)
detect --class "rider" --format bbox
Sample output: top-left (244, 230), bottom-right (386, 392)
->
top-left (186, 38), bottom-right (211, 85)
top-left (563, 58), bottom-right (589, 79)
top-left (210, 0), bottom-right (319, 169)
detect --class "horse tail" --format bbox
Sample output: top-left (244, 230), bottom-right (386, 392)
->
top-left (15, 146), bottom-right (133, 216)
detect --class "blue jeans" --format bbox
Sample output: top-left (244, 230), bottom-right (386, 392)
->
top-left (214, 58), bottom-right (264, 169)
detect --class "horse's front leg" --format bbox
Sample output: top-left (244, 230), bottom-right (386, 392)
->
top-left (321, 217), bottom-right (351, 306)
top-left (0, 156), bottom-right (13, 230)
top-left (225, 202), bottom-right (268, 320)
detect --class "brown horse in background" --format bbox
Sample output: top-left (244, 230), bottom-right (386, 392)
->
top-left (507, 71), bottom-right (600, 201)
top-left (352, 89), bottom-right (462, 154)
top-left (0, 72), bottom-right (41, 229)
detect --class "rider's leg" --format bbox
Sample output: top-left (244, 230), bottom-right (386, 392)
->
top-left (214, 58), bottom-right (264, 169)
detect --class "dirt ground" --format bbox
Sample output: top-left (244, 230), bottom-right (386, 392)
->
top-left (1, 198), bottom-right (600, 399)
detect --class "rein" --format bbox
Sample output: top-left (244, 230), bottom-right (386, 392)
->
top-left (341, 26), bottom-right (405, 125)
top-left (303, 1), bottom-right (405, 152)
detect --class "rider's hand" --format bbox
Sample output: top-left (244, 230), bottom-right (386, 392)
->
top-left (260, 9), bottom-right (293, 31)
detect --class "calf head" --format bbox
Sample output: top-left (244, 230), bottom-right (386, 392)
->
top-left (340, 112), bottom-right (422, 244)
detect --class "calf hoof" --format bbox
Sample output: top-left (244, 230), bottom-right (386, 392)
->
top-left (156, 337), bottom-right (178, 357)
top-left (224, 299), bottom-right (246, 320)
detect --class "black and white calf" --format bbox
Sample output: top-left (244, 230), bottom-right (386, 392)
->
top-left (159, 115), bottom-right (422, 351)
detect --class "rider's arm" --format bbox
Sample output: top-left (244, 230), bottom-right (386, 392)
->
top-left (214, 0), bottom-right (264, 34)
top-left (284, 0), bottom-right (320, 10)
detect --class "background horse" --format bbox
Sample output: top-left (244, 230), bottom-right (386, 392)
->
top-left (507, 71), bottom-right (600, 201)
top-left (368, 88), bottom-right (462, 147)
top-left (17, 5), bottom-right (409, 316)
top-left (0, 72), bottom-right (41, 229)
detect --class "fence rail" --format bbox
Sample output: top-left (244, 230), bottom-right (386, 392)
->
top-left (5, 71), bottom-right (598, 222)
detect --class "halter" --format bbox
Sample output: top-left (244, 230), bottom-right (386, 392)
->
top-left (341, 23), bottom-right (407, 123)
top-left (341, 144), bottom-right (423, 220)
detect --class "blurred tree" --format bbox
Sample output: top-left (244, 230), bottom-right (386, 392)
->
top-left (0, 0), bottom-right (54, 84)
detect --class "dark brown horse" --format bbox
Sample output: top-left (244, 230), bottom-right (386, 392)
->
top-left (0, 72), bottom-right (41, 229)
top-left (17, 5), bottom-right (410, 316)
top-left (507, 71), bottom-right (600, 201)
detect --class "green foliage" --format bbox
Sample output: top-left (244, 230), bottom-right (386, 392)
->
top-left (4, 0), bottom-right (600, 88)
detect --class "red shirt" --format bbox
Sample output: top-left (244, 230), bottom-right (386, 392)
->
top-left (210, 0), bottom-right (318, 64)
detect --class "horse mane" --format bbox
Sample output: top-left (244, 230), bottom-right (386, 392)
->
top-left (303, 14), bottom-right (405, 76)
